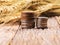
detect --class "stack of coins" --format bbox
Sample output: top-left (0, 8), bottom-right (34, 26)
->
top-left (36, 17), bottom-right (48, 29)
top-left (21, 11), bottom-right (35, 29)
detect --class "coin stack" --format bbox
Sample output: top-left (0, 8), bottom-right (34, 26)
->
top-left (36, 17), bottom-right (48, 29)
top-left (21, 11), bottom-right (35, 29)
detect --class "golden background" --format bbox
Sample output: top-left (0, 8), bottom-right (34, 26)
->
top-left (0, 0), bottom-right (60, 23)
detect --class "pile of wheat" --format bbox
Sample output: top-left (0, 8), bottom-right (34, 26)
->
top-left (0, 0), bottom-right (60, 23)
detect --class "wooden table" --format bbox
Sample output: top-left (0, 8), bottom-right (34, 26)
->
top-left (0, 17), bottom-right (60, 45)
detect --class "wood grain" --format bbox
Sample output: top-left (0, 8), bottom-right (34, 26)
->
top-left (0, 17), bottom-right (60, 45)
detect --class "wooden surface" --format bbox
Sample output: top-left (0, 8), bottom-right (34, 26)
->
top-left (0, 17), bottom-right (60, 45)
